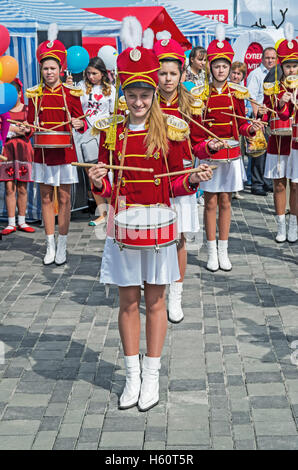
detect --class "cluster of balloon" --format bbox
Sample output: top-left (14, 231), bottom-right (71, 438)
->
top-left (0, 25), bottom-right (18, 113)
top-left (67, 46), bottom-right (90, 75)
top-left (97, 45), bottom-right (118, 71)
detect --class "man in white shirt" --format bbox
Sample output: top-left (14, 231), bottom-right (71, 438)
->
top-left (247, 47), bottom-right (277, 196)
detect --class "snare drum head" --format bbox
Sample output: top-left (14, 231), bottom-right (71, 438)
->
top-left (115, 206), bottom-right (176, 229)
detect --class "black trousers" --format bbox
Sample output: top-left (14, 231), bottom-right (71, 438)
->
top-left (251, 151), bottom-right (273, 191)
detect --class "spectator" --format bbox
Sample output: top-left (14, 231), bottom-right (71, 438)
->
top-left (247, 47), bottom-right (277, 196)
top-left (185, 46), bottom-right (208, 88)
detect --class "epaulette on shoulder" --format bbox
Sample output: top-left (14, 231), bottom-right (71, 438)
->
top-left (263, 82), bottom-right (278, 96)
top-left (91, 114), bottom-right (125, 136)
top-left (228, 83), bottom-right (250, 99)
top-left (25, 84), bottom-right (43, 98)
top-left (118, 95), bottom-right (128, 112)
top-left (166, 114), bottom-right (190, 141)
top-left (63, 82), bottom-right (84, 97)
top-left (191, 85), bottom-right (209, 101)
top-left (190, 98), bottom-right (204, 116)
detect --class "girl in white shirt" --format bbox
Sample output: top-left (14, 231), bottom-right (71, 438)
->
top-left (72, 57), bottom-right (116, 225)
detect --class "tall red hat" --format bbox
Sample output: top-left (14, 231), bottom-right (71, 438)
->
top-left (207, 24), bottom-right (234, 64)
top-left (276, 23), bottom-right (298, 63)
top-left (117, 46), bottom-right (160, 89)
top-left (153, 35), bottom-right (185, 67)
top-left (36, 23), bottom-right (66, 67)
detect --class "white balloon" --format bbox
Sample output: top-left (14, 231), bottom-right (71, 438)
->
top-left (98, 45), bottom-right (118, 71)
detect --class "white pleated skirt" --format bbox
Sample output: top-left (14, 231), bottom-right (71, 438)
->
top-left (32, 162), bottom-right (78, 186)
top-left (264, 153), bottom-right (291, 179)
top-left (197, 158), bottom-right (246, 193)
top-left (100, 237), bottom-right (180, 287)
top-left (170, 193), bottom-right (199, 234)
top-left (286, 149), bottom-right (298, 183)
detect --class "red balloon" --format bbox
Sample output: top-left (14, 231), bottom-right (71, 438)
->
top-left (0, 25), bottom-right (10, 56)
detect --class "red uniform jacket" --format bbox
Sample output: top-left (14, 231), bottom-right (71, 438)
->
top-left (277, 91), bottom-right (298, 150)
top-left (158, 90), bottom-right (213, 161)
top-left (191, 81), bottom-right (254, 159)
top-left (27, 83), bottom-right (85, 166)
top-left (263, 84), bottom-right (292, 156)
top-left (93, 123), bottom-right (198, 236)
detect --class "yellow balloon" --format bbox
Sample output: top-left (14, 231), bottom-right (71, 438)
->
top-left (0, 61), bottom-right (2, 80)
top-left (275, 38), bottom-right (284, 51)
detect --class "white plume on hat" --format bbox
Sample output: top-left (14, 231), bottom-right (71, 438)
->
top-left (120, 16), bottom-right (143, 49)
top-left (142, 28), bottom-right (154, 49)
top-left (156, 30), bottom-right (171, 41)
top-left (215, 23), bottom-right (225, 42)
top-left (48, 23), bottom-right (59, 42)
top-left (284, 22), bottom-right (294, 42)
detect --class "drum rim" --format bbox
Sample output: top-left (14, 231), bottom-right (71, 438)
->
top-left (207, 156), bottom-right (240, 162)
top-left (205, 139), bottom-right (239, 148)
top-left (114, 205), bottom-right (177, 229)
top-left (114, 238), bottom-right (177, 250)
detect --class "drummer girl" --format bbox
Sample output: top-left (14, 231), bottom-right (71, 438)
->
top-left (153, 37), bottom-right (221, 323)
top-left (0, 79), bottom-right (35, 236)
top-left (89, 17), bottom-right (213, 413)
top-left (277, 28), bottom-right (298, 237)
top-left (67, 57), bottom-right (116, 226)
top-left (194, 24), bottom-right (263, 272)
top-left (263, 27), bottom-right (298, 243)
top-left (26, 38), bottom-right (86, 265)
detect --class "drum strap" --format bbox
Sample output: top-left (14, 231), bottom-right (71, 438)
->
top-left (114, 127), bottom-right (129, 215)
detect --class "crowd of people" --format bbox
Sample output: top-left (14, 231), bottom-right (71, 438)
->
top-left (0, 17), bottom-right (297, 412)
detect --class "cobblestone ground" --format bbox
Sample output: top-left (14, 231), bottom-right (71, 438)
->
top-left (0, 190), bottom-right (297, 450)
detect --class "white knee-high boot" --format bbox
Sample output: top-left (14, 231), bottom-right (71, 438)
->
top-left (55, 234), bottom-right (67, 265)
top-left (287, 214), bottom-right (297, 243)
top-left (138, 355), bottom-right (161, 412)
top-left (206, 240), bottom-right (219, 272)
top-left (43, 234), bottom-right (56, 265)
top-left (218, 239), bottom-right (232, 271)
top-left (118, 354), bottom-right (141, 410)
top-left (168, 282), bottom-right (184, 323)
top-left (275, 214), bottom-right (286, 243)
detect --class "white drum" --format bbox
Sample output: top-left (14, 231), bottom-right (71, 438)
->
top-left (114, 205), bottom-right (178, 250)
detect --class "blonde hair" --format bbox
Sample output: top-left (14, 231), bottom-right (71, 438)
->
top-left (145, 97), bottom-right (169, 159)
top-left (178, 83), bottom-right (197, 118)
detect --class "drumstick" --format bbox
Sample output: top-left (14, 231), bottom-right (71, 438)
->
top-left (154, 165), bottom-right (218, 178)
top-left (7, 118), bottom-right (51, 133)
top-left (178, 108), bottom-right (231, 148)
top-left (277, 84), bottom-right (298, 112)
top-left (71, 162), bottom-right (154, 173)
top-left (48, 113), bottom-right (89, 131)
top-left (247, 98), bottom-right (277, 115)
top-left (221, 112), bottom-right (268, 125)
top-left (0, 154), bottom-right (7, 161)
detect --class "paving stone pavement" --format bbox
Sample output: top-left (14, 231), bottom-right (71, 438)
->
top-left (0, 190), bottom-right (297, 450)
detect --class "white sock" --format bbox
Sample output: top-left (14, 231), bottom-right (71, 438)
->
top-left (276, 214), bottom-right (286, 223)
top-left (8, 217), bottom-right (16, 227)
top-left (18, 215), bottom-right (26, 226)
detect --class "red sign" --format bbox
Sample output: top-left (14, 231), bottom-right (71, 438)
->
top-left (244, 42), bottom-right (263, 84)
top-left (192, 9), bottom-right (229, 24)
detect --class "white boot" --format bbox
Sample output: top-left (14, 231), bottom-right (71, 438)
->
top-left (119, 354), bottom-right (141, 410)
top-left (275, 214), bottom-right (286, 243)
top-left (206, 240), bottom-right (219, 272)
top-left (138, 355), bottom-right (161, 412)
top-left (55, 234), bottom-right (67, 265)
top-left (287, 214), bottom-right (297, 243)
top-left (218, 239), bottom-right (232, 271)
top-left (43, 234), bottom-right (55, 265)
top-left (168, 282), bottom-right (184, 323)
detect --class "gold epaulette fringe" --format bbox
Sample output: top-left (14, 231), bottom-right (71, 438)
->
top-left (166, 114), bottom-right (190, 141)
top-left (25, 84), bottom-right (43, 98)
top-left (63, 83), bottom-right (84, 97)
top-left (263, 82), bottom-right (278, 96)
top-left (228, 83), bottom-right (250, 99)
top-left (189, 98), bottom-right (204, 116)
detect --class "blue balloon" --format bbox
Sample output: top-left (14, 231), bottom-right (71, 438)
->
top-left (0, 83), bottom-right (18, 113)
top-left (67, 46), bottom-right (90, 74)
top-left (185, 49), bottom-right (191, 58)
